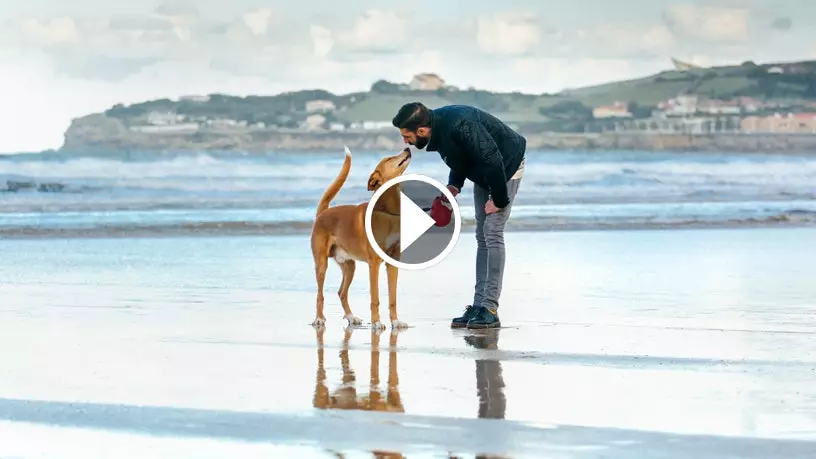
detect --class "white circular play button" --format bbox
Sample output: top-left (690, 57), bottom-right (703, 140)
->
top-left (364, 173), bottom-right (462, 270)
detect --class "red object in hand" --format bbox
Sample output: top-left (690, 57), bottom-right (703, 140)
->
top-left (430, 196), bottom-right (453, 227)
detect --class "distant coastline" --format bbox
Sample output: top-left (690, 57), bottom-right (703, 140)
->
top-left (59, 114), bottom-right (816, 154)
top-left (58, 58), bottom-right (816, 155)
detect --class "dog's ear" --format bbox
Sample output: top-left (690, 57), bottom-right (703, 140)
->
top-left (367, 171), bottom-right (382, 191)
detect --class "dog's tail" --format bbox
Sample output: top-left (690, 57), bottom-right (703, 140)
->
top-left (316, 146), bottom-right (352, 217)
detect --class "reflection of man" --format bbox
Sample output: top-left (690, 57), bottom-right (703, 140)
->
top-left (463, 330), bottom-right (506, 420)
top-left (392, 102), bottom-right (525, 329)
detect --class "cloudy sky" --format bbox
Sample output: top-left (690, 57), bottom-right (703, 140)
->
top-left (0, 0), bottom-right (811, 152)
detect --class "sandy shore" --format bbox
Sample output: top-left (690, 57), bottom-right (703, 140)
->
top-left (0, 213), bottom-right (814, 239)
top-left (1, 228), bottom-right (815, 458)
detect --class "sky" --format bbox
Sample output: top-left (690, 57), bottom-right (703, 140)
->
top-left (0, 0), bottom-right (813, 153)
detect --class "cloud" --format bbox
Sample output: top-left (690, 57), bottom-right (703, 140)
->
top-left (572, 24), bottom-right (676, 60)
top-left (241, 7), bottom-right (279, 36)
top-left (476, 12), bottom-right (545, 56)
top-left (332, 9), bottom-right (410, 54)
top-left (506, 57), bottom-right (668, 94)
top-left (770, 17), bottom-right (793, 31)
top-left (662, 3), bottom-right (753, 43)
top-left (16, 17), bottom-right (81, 45)
top-left (154, 1), bottom-right (199, 19)
top-left (309, 25), bottom-right (334, 58)
top-left (2, 4), bottom-right (310, 81)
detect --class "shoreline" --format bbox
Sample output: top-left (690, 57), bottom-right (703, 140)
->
top-left (58, 128), bottom-right (816, 155)
top-left (2, 218), bottom-right (814, 240)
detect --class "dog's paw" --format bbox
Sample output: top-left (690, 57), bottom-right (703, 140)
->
top-left (344, 314), bottom-right (363, 326)
top-left (311, 317), bottom-right (327, 327)
top-left (371, 321), bottom-right (387, 331)
top-left (391, 320), bottom-right (409, 330)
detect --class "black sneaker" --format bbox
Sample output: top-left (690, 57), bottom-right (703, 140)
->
top-left (466, 306), bottom-right (501, 329)
top-left (451, 305), bottom-right (480, 328)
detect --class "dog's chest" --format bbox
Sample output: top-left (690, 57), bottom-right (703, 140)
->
top-left (385, 232), bottom-right (400, 251)
top-left (334, 248), bottom-right (363, 263)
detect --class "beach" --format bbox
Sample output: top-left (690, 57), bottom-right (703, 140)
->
top-left (1, 226), bottom-right (815, 458)
top-left (2, 147), bottom-right (816, 457)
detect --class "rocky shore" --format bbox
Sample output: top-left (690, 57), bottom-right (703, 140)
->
top-left (60, 114), bottom-right (816, 154)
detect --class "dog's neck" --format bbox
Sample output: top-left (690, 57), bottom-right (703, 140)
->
top-left (373, 183), bottom-right (400, 216)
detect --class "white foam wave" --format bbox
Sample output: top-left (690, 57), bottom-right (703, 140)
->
top-left (2, 152), bottom-right (815, 214)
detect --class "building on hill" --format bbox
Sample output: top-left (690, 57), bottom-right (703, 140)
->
top-left (655, 95), bottom-right (699, 117)
top-left (303, 114), bottom-right (327, 131)
top-left (306, 99), bottom-right (336, 113)
top-left (409, 73), bottom-right (445, 91)
top-left (697, 98), bottom-right (741, 115)
top-left (734, 97), bottom-right (762, 113)
top-left (592, 101), bottom-right (632, 119)
top-left (146, 111), bottom-right (186, 125)
top-left (741, 113), bottom-right (816, 133)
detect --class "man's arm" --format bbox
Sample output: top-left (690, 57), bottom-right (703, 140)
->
top-left (452, 119), bottom-right (509, 208)
top-left (447, 169), bottom-right (466, 193)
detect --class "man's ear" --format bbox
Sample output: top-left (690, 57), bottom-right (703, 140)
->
top-left (367, 171), bottom-right (382, 191)
top-left (417, 126), bottom-right (430, 137)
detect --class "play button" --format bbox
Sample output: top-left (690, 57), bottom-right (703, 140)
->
top-left (365, 173), bottom-right (462, 270)
top-left (400, 191), bottom-right (436, 252)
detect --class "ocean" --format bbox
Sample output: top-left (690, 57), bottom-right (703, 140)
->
top-left (2, 148), bottom-right (815, 235)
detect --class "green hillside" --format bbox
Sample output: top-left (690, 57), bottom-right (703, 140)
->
top-left (563, 60), bottom-right (816, 106)
top-left (101, 59), bottom-right (816, 131)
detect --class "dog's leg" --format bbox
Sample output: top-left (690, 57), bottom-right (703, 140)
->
top-left (338, 260), bottom-right (363, 326)
top-left (387, 330), bottom-right (403, 411)
top-left (368, 328), bottom-right (383, 408)
top-left (386, 263), bottom-right (408, 329)
top-left (368, 262), bottom-right (386, 330)
top-left (313, 326), bottom-right (330, 409)
top-left (312, 255), bottom-right (329, 327)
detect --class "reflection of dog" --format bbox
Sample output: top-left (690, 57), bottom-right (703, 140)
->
top-left (313, 327), bottom-right (405, 459)
top-left (310, 147), bottom-right (412, 330)
top-left (313, 327), bottom-right (404, 413)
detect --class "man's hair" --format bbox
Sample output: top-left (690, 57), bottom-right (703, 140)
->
top-left (392, 102), bottom-right (431, 131)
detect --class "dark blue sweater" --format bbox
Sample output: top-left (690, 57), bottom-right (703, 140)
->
top-left (425, 105), bottom-right (526, 208)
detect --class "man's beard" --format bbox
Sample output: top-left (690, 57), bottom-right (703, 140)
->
top-left (413, 134), bottom-right (429, 149)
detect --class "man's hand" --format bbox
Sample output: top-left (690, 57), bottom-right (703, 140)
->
top-left (485, 199), bottom-right (500, 215)
top-left (440, 185), bottom-right (459, 203)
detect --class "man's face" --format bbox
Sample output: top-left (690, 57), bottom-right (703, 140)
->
top-left (399, 127), bottom-right (430, 150)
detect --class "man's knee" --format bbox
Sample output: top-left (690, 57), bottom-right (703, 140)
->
top-left (483, 215), bottom-right (506, 247)
top-left (475, 224), bottom-right (486, 244)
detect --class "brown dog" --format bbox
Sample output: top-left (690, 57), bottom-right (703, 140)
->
top-left (310, 146), bottom-right (412, 330)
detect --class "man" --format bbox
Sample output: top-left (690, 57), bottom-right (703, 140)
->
top-left (391, 102), bottom-right (525, 329)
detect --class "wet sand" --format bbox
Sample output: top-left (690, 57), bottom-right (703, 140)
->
top-left (1, 213), bottom-right (814, 240)
top-left (1, 227), bottom-right (815, 458)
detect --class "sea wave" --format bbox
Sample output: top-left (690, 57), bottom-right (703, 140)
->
top-left (2, 149), bottom-right (816, 218)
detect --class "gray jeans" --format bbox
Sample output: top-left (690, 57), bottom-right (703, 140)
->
top-left (472, 176), bottom-right (522, 311)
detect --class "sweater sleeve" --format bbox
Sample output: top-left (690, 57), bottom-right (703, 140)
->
top-left (447, 169), bottom-right (466, 191)
top-left (452, 119), bottom-right (509, 208)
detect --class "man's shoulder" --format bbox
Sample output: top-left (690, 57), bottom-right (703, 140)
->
top-left (431, 105), bottom-right (489, 135)
top-left (432, 104), bottom-right (482, 121)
